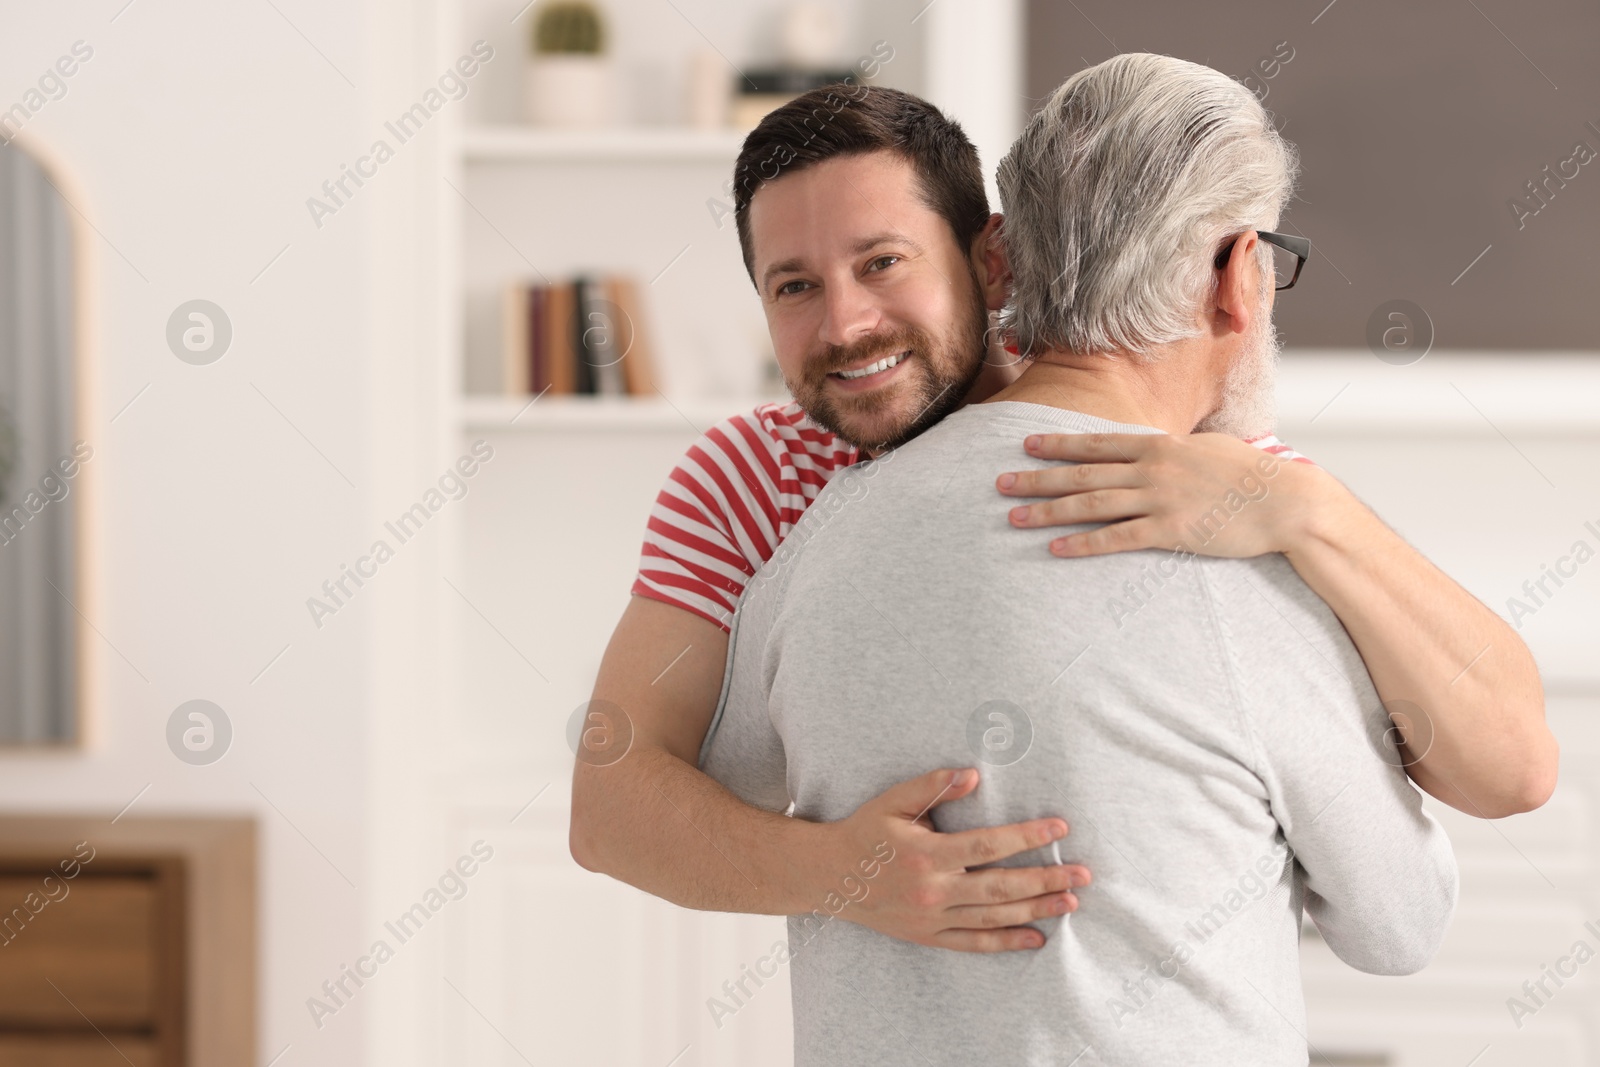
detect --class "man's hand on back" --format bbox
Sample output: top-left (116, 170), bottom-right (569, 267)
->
top-left (826, 767), bottom-right (1088, 952)
top-left (571, 596), bottom-right (1089, 952)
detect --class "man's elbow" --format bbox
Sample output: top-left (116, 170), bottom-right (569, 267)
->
top-left (1320, 910), bottom-right (1451, 976)
top-left (1370, 874), bottom-right (1457, 976)
top-left (1318, 842), bottom-right (1459, 976)
top-left (1490, 769), bottom-right (1558, 818)
top-left (1391, 852), bottom-right (1458, 974)
top-left (1478, 731), bottom-right (1561, 818)
top-left (568, 778), bottom-right (611, 873)
top-left (1507, 731), bottom-right (1560, 814)
top-left (1332, 899), bottom-right (1457, 976)
top-left (1491, 679), bottom-right (1561, 815)
top-left (1359, 928), bottom-right (1448, 977)
top-left (569, 817), bottom-right (600, 872)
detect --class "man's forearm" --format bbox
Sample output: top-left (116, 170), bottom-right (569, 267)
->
top-left (1280, 465), bottom-right (1557, 817)
top-left (571, 746), bottom-right (835, 915)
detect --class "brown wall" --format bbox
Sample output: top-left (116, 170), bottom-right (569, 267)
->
top-left (1024, 0), bottom-right (1600, 350)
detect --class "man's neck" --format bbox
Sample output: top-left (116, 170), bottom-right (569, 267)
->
top-left (957, 357), bottom-right (1021, 408)
top-left (979, 343), bottom-right (1215, 435)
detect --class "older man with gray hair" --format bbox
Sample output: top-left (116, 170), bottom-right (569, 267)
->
top-left (700, 53), bottom-right (1457, 1066)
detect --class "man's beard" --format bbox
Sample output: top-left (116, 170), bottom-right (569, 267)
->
top-left (785, 272), bottom-right (989, 452)
top-left (1194, 307), bottom-right (1282, 439)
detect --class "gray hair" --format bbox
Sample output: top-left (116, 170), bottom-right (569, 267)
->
top-left (997, 53), bottom-right (1299, 358)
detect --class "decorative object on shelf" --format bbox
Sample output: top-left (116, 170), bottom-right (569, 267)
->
top-left (525, 1), bottom-right (615, 129)
top-left (778, 0), bottom-right (843, 68)
top-left (685, 48), bottom-right (731, 130)
top-left (730, 2), bottom-right (855, 132)
top-left (502, 274), bottom-right (656, 397)
top-left (731, 67), bottom-right (855, 131)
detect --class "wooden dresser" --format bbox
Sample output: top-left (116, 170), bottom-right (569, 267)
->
top-left (0, 818), bottom-right (254, 1067)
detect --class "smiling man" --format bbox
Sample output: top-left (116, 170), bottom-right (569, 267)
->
top-left (749, 167), bottom-right (989, 452)
top-left (568, 75), bottom-right (1555, 956)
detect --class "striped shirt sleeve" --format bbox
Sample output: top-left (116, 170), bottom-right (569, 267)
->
top-left (631, 403), bottom-right (857, 631)
top-left (1245, 433), bottom-right (1315, 465)
top-left (631, 435), bottom-right (771, 630)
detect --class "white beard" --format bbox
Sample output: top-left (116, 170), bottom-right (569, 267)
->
top-left (1194, 309), bottom-right (1282, 439)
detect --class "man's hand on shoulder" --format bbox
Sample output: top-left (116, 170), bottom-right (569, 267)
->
top-left (995, 431), bottom-right (1328, 560)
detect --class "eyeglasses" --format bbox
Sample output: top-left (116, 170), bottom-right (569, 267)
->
top-left (1213, 230), bottom-right (1312, 291)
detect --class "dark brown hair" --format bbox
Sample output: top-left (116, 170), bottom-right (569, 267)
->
top-left (732, 84), bottom-right (990, 285)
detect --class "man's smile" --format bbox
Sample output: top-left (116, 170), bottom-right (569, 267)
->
top-left (827, 349), bottom-right (913, 390)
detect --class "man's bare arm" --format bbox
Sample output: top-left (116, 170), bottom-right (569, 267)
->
top-left (999, 432), bottom-right (1558, 819)
top-left (569, 595), bottom-right (1090, 951)
top-left (1270, 464), bottom-right (1556, 817)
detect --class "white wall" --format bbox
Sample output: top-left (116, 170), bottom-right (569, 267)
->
top-left (0, 2), bottom-right (451, 1064)
top-left (1276, 355), bottom-right (1600, 1063)
top-left (923, 0), bottom-right (1022, 207)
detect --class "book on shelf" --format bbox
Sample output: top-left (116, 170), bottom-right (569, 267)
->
top-left (501, 274), bottom-right (657, 397)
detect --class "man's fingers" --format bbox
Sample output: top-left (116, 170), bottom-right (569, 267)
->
top-left (930, 926), bottom-right (1050, 953)
top-left (1050, 518), bottom-right (1161, 557)
top-left (945, 861), bottom-right (1091, 906)
top-left (939, 820), bottom-right (1070, 870)
top-left (1023, 432), bottom-right (1163, 463)
top-left (1009, 489), bottom-right (1149, 528)
top-left (880, 767), bottom-right (979, 820)
top-left (947, 890), bottom-right (1079, 928)
top-left (995, 463), bottom-right (1144, 498)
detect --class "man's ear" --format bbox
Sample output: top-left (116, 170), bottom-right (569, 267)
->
top-left (972, 213), bottom-right (1012, 312)
top-left (1215, 231), bottom-right (1262, 337)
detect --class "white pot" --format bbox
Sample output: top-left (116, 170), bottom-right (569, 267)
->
top-left (525, 55), bottom-right (615, 128)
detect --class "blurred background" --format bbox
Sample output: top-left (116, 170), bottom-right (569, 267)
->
top-left (0, 0), bottom-right (1595, 1064)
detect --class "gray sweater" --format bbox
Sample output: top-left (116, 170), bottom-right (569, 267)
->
top-left (699, 401), bottom-right (1458, 1067)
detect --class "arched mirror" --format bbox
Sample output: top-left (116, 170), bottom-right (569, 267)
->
top-left (0, 139), bottom-right (82, 745)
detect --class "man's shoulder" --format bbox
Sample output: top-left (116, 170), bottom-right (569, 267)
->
top-left (1242, 432), bottom-right (1315, 466)
top-left (1194, 551), bottom-right (1320, 612)
top-left (658, 398), bottom-right (860, 524)
top-left (1194, 551), bottom-right (1304, 599)
top-left (1192, 552), bottom-right (1361, 670)
top-left (635, 400), bottom-right (860, 631)
top-left (698, 400), bottom-right (859, 471)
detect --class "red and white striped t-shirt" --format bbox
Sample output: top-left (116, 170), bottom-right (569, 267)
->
top-left (632, 401), bottom-right (1310, 632)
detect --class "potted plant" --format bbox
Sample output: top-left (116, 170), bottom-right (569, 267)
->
top-left (526, 2), bottom-right (615, 129)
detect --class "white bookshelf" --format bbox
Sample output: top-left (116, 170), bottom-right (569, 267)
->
top-left (444, 0), bottom-right (1015, 432)
top-left (451, 116), bottom-right (772, 406)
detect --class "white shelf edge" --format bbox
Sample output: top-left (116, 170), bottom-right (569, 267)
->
top-left (456, 394), bottom-right (780, 432)
top-left (459, 125), bottom-right (746, 163)
top-left (1271, 350), bottom-right (1600, 434)
top-left (456, 352), bottom-right (1600, 435)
